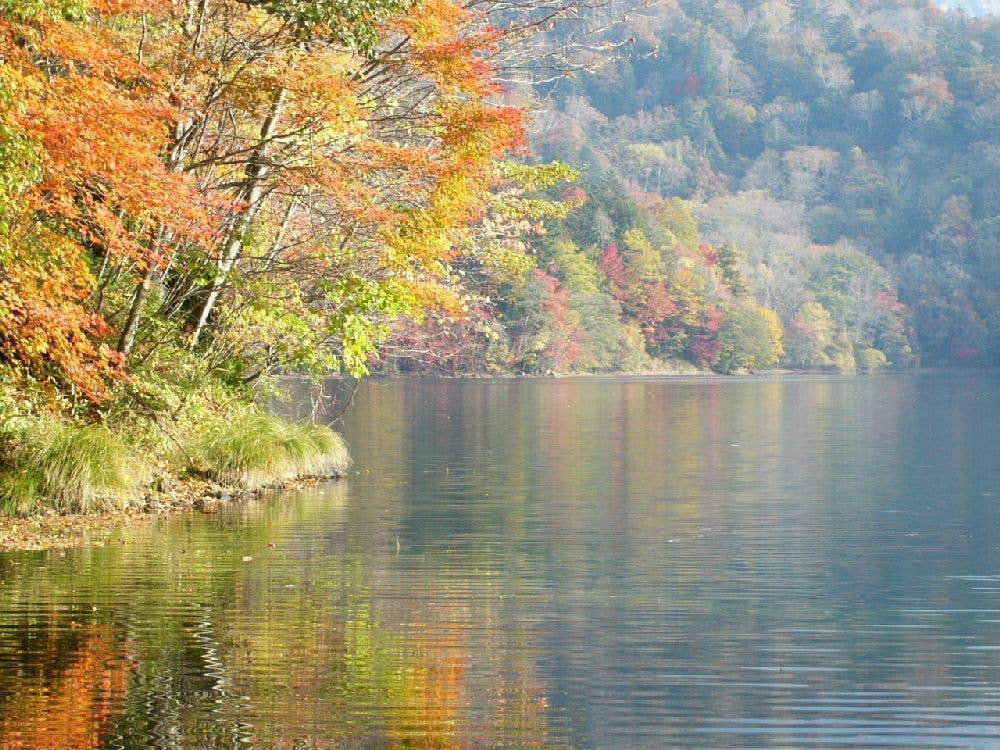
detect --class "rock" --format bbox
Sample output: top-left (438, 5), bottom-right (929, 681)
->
top-left (194, 496), bottom-right (227, 513)
top-left (143, 494), bottom-right (168, 512)
top-left (212, 489), bottom-right (233, 501)
top-left (152, 476), bottom-right (173, 493)
top-left (145, 501), bottom-right (168, 513)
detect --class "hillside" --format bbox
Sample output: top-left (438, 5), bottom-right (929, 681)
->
top-left (384, 0), bottom-right (998, 374)
top-left (528, 0), bottom-right (998, 368)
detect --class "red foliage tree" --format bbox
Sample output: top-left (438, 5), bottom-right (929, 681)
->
top-left (599, 244), bottom-right (630, 292)
top-left (535, 269), bottom-right (586, 370)
top-left (638, 281), bottom-right (681, 344)
top-left (686, 306), bottom-right (724, 368)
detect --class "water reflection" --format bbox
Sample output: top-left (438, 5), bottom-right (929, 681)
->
top-left (0, 620), bottom-right (129, 748)
top-left (0, 373), bottom-right (997, 748)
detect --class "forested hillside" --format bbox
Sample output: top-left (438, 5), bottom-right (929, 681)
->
top-left (529, 0), bottom-right (999, 370)
top-left (386, 0), bottom-right (998, 374)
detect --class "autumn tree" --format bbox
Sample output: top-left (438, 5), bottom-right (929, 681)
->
top-left (715, 303), bottom-right (784, 374)
top-left (0, 0), bottom-right (210, 401)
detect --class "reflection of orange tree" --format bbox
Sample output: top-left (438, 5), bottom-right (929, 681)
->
top-left (202, 596), bottom-right (439, 748)
top-left (214, 581), bottom-right (476, 748)
top-left (209, 550), bottom-right (549, 748)
top-left (0, 624), bottom-right (130, 750)
top-left (387, 642), bottom-right (467, 749)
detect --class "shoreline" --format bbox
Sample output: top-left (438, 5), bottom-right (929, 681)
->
top-left (0, 475), bottom-right (339, 553)
top-left (363, 364), bottom-right (999, 380)
top-left (3, 366), bottom-right (994, 553)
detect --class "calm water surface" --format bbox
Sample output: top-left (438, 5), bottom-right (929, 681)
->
top-left (0, 373), bottom-right (998, 748)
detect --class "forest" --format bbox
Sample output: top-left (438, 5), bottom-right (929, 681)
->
top-left (390, 0), bottom-right (999, 374)
top-left (0, 0), bottom-right (996, 512)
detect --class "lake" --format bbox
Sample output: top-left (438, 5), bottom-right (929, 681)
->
top-left (0, 373), bottom-right (998, 748)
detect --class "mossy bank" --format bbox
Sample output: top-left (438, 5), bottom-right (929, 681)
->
top-left (0, 474), bottom-right (341, 552)
top-left (0, 371), bottom-right (351, 551)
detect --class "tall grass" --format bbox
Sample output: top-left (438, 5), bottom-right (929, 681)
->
top-left (191, 411), bottom-right (351, 488)
top-left (0, 421), bottom-right (143, 515)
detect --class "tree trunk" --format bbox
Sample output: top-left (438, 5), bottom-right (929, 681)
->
top-left (118, 261), bottom-right (157, 357)
top-left (190, 87), bottom-right (287, 347)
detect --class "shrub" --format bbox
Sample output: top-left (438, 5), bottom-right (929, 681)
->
top-left (858, 347), bottom-right (889, 372)
top-left (0, 420), bottom-right (143, 514)
top-left (191, 411), bottom-right (351, 488)
top-left (716, 304), bottom-right (785, 374)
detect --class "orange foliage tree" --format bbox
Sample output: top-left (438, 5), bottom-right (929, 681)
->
top-left (0, 0), bottom-right (209, 400)
top-left (0, 0), bottom-right (578, 405)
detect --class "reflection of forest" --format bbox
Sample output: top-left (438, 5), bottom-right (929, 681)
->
top-left (340, 377), bottom-right (993, 742)
top-left (0, 622), bottom-right (130, 749)
top-left (0, 481), bottom-right (550, 748)
top-left (0, 376), bottom-right (996, 747)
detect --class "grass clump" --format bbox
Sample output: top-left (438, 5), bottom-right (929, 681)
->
top-left (0, 420), bottom-right (144, 515)
top-left (191, 410), bottom-right (351, 489)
